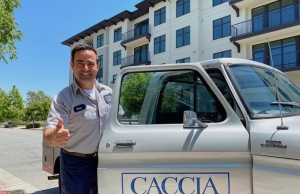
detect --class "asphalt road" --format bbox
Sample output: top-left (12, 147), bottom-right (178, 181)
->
top-left (0, 127), bottom-right (59, 194)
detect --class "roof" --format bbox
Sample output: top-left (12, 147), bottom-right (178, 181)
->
top-left (61, 0), bottom-right (166, 46)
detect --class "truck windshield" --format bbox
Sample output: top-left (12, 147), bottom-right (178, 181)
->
top-left (229, 65), bottom-right (300, 116)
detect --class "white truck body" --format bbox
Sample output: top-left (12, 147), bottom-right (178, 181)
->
top-left (43, 58), bottom-right (300, 194)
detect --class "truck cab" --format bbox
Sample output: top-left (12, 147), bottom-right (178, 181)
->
top-left (43, 58), bottom-right (300, 194)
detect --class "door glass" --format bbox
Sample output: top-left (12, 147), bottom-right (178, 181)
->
top-left (282, 37), bottom-right (296, 68)
top-left (118, 70), bottom-right (227, 125)
top-left (253, 44), bottom-right (265, 64)
top-left (270, 40), bottom-right (282, 69)
top-left (268, 2), bottom-right (280, 27)
top-left (282, 0), bottom-right (294, 23)
top-left (252, 6), bottom-right (264, 31)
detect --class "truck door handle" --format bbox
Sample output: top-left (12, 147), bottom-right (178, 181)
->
top-left (114, 140), bottom-right (136, 148)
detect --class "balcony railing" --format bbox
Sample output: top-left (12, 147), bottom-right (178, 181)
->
top-left (231, 5), bottom-right (300, 37)
top-left (229, 0), bottom-right (243, 5)
top-left (121, 51), bottom-right (151, 68)
top-left (122, 25), bottom-right (151, 42)
top-left (253, 50), bottom-right (300, 70)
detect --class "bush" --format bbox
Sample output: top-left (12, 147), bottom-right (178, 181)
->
top-left (26, 123), bottom-right (41, 128)
top-left (4, 124), bottom-right (11, 128)
top-left (8, 122), bottom-right (18, 127)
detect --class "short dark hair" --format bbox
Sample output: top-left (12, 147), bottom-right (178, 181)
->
top-left (71, 44), bottom-right (98, 63)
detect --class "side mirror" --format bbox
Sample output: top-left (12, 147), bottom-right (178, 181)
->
top-left (183, 111), bottom-right (207, 128)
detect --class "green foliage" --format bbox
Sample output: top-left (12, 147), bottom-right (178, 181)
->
top-left (24, 91), bottom-right (52, 121)
top-left (120, 73), bottom-right (153, 115)
top-left (0, 0), bottom-right (23, 64)
top-left (6, 85), bottom-right (24, 122)
top-left (161, 87), bottom-right (180, 112)
top-left (26, 91), bottom-right (51, 105)
top-left (0, 88), bottom-right (10, 121)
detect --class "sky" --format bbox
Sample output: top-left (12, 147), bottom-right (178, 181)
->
top-left (0, 0), bottom-right (141, 100)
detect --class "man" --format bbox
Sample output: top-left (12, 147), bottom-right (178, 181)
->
top-left (43, 44), bottom-right (112, 194)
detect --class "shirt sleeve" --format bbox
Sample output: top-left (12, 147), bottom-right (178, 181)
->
top-left (44, 93), bottom-right (70, 130)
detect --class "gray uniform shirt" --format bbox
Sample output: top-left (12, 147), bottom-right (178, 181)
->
top-left (45, 80), bottom-right (112, 154)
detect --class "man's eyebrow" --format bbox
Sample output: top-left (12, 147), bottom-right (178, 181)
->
top-left (76, 60), bottom-right (84, 63)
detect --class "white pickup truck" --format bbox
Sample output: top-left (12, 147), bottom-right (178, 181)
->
top-left (43, 58), bottom-right (300, 194)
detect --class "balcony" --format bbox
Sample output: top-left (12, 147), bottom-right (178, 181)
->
top-left (253, 50), bottom-right (300, 72)
top-left (231, 5), bottom-right (300, 43)
top-left (121, 25), bottom-right (151, 49)
top-left (121, 51), bottom-right (151, 69)
top-left (229, 0), bottom-right (265, 7)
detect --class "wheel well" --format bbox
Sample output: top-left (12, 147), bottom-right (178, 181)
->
top-left (54, 156), bottom-right (60, 174)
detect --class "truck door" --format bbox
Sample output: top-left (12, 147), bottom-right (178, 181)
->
top-left (228, 65), bottom-right (300, 194)
top-left (98, 64), bottom-right (252, 194)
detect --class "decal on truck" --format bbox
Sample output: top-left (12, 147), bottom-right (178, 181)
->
top-left (122, 172), bottom-right (230, 194)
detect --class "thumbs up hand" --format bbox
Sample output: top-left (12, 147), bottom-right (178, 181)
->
top-left (54, 117), bottom-right (70, 147)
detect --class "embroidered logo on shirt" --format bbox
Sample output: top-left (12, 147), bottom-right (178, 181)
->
top-left (74, 104), bottom-right (86, 112)
top-left (103, 94), bottom-right (112, 104)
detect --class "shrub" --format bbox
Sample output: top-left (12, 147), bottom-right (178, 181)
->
top-left (26, 123), bottom-right (41, 128)
top-left (4, 124), bottom-right (11, 128)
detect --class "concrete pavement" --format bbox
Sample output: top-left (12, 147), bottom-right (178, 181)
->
top-left (0, 168), bottom-right (45, 194)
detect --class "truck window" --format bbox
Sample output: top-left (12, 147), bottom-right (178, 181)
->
top-left (229, 65), bottom-right (300, 116)
top-left (118, 70), bottom-right (226, 125)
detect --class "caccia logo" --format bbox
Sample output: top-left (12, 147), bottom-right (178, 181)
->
top-left (122, 172), bottom-right (230, 194)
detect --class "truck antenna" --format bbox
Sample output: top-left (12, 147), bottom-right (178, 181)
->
top-left (267, 38), bottom-right (288, 130)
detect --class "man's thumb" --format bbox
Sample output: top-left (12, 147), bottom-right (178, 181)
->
top-left (56, 117), bottom-right (64, 132)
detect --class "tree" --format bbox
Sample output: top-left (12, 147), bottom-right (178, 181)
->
top-left (26, 90), bottom-right (51, 105)
top-left (0, 88), bottom-right (10, 122)
top-left (6, 85), bottom-right (24, 123)
top-left (24, 102), bottom-right (43, 123)
top-left (24, 91), bottom-right (52, 122)
top-left (120, 73), bottom-right (152, 115)
top-left (0, 0), bottom-right (23, 64)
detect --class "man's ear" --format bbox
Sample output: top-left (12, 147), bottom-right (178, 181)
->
top-left (70, 61), bottom-right (74, 69)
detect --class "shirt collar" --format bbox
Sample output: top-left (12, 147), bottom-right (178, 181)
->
top-left (71, 79), bottom-right (103, 95)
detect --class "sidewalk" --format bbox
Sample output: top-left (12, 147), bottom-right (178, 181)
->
top-left (0, 168), bottom-right (45, 194)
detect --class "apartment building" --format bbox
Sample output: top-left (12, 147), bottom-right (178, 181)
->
top-left (62, 0), bottom-right (300, 88)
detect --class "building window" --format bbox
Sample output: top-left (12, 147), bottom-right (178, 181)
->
top-left (96, 77), bottom-right (103, 83)
top-left (176, 57), bottom-right (190, 63)
top-left (134, 44), bottom-right (149, 63)
top-left (97, 34), bottom-right (104, 48)
top-left (154, 35), bottom-right (166, 54)
top-left (213, 15), bottom-right (231, 40)
top-left (213, 0), bottom-right (229, 7)
top-left (154, 7), bottom-right (166, 26)
top-left (176, 26), bottom-right (190, 48)
top-left (98, 55), bottom-right (103, 68)
top-left (134, 19), bottom-right (149, 37)
top-left (252, 1), bottom-right (296, 32)
top-left (176, 0), bottom-right (190, 18)
top-left (213, 50), bottom-right (231, 59)
top-left (114, 27), bottom-right (122, 42)
top-left (113, 50), bottom-right (121, 66)
top-left (112, 74), bottom-right (117, 84)
top-left (253, 37), bottom-right (297, 70)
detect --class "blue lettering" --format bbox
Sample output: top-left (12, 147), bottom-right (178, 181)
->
top-left (196, 177), bottom-right (201, 194)
top-left (131, 177), bottom-right (146, 194)
top-left (202, 177), bottom-right (218, 194)
top-left (147, 177), bottom-right (162, 194)
top-left (178, 177), bottom-right (195, 194)
top-left (161, 177), bottom-right (178, 194)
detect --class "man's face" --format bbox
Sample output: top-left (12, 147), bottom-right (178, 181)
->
top-left (70, 50), bottom-right (99, 89)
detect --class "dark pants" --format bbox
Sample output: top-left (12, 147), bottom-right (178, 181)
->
top-left (60, 149), bottom-right (98, 194)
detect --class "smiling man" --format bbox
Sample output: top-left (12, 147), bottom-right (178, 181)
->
top-left (43, 44), bottom-right (112, 194)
